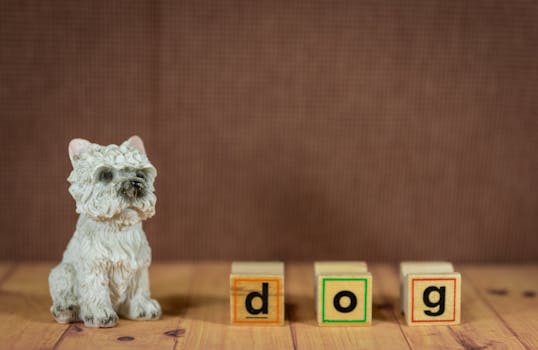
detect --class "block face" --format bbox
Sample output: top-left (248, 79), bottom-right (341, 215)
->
top-left (405, 273), bottom-right (461, 326)
top-left (317, 274), bottom-right (372, 326)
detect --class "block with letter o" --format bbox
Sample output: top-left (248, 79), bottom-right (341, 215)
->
top-left (315, 262), bottom-right (372, 326)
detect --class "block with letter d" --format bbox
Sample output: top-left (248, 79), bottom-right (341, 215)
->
top-left (400, 261), bottom-right (461, 326)
top-left (315, 261), bottom-right (372, 326)
top-left (229, 261), bottom-right (284, 325)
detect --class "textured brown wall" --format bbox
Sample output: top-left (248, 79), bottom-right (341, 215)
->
top-left (1, 1), bottom-right (537, 262)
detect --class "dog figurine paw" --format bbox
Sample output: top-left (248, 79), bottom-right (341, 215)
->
top-left (49, 136), bottom-right (160, 327)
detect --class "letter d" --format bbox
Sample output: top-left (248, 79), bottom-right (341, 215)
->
top-left (245, 282), bottom-right (269, 314)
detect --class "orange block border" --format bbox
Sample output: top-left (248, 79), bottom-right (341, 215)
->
top-left (411, 277), bottom-right (457, 323)
top-left (232, 278), bottom-right (281, 324)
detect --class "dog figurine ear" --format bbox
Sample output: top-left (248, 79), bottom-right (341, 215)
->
top-left (68, 138), bottom-right (91, 166)
top-left (122, 135), bottom-right (146, 155)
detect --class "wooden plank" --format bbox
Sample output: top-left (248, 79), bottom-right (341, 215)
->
top-left (460, 264), bottom-right (538, 349)
top-left (0, 263), bottom-right (70, 349)
top-left (181, 262), bottom-right (294, 350)
top-left (57, 263), bottom-right (194, 350)
top-left (287, 263), bottom-right (410, 349)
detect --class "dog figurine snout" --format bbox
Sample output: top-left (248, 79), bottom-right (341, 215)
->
top-left (120, 179), bottom-right (145, 199)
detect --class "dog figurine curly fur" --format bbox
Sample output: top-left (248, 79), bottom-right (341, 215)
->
top-left (49, 136), bottom-right (160, 328)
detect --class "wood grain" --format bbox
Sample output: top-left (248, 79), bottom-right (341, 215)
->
top-left (0, 263), bottom-right (69, 350)
top-left (460, 265), bottom-right (538, 349)
top-left (446, 268), bottom-right (526, 350)
top-left (0, 263), bottom-right (536, 349)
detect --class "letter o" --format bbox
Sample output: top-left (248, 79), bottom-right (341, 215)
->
top-left (333, 290), bottom-right (357, 313)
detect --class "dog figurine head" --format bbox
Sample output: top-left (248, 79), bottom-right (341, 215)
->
top-left (67, 136), bottom-right (157, 228)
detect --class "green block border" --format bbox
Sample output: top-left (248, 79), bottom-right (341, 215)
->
top-left (321, 277), bottom-right (368, 323)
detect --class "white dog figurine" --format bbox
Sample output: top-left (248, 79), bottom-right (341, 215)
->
top-left (49, 136), bottom-right (161, 328)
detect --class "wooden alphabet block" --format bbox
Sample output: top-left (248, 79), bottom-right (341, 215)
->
top-left (400, 261), bottom-right (461, 326)
top-left (314, 261), bottom-right (372, 326)
top-left (229, 261), bottom-right (284, 325)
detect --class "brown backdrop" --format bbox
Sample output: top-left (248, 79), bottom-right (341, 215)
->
top-left (1, 1), bottom-right (537, 262)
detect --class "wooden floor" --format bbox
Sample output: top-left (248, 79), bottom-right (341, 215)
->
top-left (0, 263), bottom-right (536, 349)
